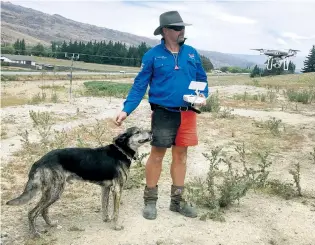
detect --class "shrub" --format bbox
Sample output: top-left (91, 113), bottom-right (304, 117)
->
top-left (200, 90), bottom-right (220, 113)
top-left (83, 81), bottom-right (132, 98)
top-left (286, 89), bottom-right (314, 104)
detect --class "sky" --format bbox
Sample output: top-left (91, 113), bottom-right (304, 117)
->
top-left (7, 0), bottom-right (315, 56)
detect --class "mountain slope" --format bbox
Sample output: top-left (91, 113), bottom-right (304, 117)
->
top-left (1, 1), bottom-right (159, 47)
top-left (1, 1), bottom-right (271, 68)
top-left (199, 50), bottom-right (254, 68)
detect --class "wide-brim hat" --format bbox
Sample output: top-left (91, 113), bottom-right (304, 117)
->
top-left (153, 11), bottom-right (191, 36)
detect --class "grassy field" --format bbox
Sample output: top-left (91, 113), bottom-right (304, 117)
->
top-left (207, 72), bottom-right (315, 87)
top-left (2, 71), bottom-right (314, 89)
top-left (34, 56), bottom-right (141, 72)
top-left (0, 73), bottom-right (136, 82)
top-left (1, 72), bottom-right (314, 108)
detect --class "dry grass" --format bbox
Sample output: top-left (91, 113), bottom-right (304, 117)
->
top-left (206, 72), bottom-right (314, 88)
top-left (206, 74), bottom-right (315, 114)
top-left (198, 113), bottom-right (310, 157)
top-left (1, 73), bottom-right (136, 82)
top-left (206, 74), bottom-right (253, 86)
top-left (34, 56), bottom-right (141, 72)
top-left (1, 95), bottom-right (29, 107)
top-left (221, 99), bottom-right (274, 110)
top-left (244, 72), bottom-right (315, 89)
top-left (1, 66), bottom-right (33, 71)
top-left (1, 124), bottom-right (9, 139)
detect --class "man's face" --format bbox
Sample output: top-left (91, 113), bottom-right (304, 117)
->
top-left (163, 26), bottom-right (185, 44)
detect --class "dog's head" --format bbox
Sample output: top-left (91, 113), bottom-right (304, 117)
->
top-left (113, 127), bottom-right (152, 153)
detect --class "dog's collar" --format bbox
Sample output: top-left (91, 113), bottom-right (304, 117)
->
top-left (113, 144), bottom-right (138, 161)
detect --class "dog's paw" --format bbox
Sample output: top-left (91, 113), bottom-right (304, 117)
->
top-left (113, 224), bottom-right (124, 231)
top-left (103, 216), bottom-right (111, 222)
top-left (48, 220), bottom-right (58, 227)
top-left (31, 231), bottom-right (42, 239)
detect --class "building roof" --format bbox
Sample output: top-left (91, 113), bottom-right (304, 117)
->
top-left (1, 54), bottom-right (35, 62)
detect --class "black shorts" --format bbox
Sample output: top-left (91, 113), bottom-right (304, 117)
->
top-left (151, 108), bottom-right (198, 148)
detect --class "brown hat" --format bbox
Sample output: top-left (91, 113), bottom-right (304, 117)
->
top-left (153, 11), bottom-right (191, 36)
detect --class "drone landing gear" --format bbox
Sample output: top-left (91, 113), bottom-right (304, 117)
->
top-left (266, 57), bottom-right (289, 70)
top-left (283, 58), bottom-right (289, 70)
top-left (267, 57), bottom-right (273, 70)
top-left (273, 61), bottom-right (281, 69)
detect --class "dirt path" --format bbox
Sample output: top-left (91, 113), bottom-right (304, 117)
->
top-left (1, 85), bottom-right (315, 245)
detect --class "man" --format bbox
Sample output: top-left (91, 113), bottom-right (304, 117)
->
top-left (115, 10), bottom-right (209, 220)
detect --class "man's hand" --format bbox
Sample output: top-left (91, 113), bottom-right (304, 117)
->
top-left (192, 93), bottom-right (207, 106)
top-left (115, 111), bottom-right (128, 126)
top-left (199, 93), bottom-right (207, 106)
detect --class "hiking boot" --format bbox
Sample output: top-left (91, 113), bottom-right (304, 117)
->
top-left (142, 185), bottom-right (158, 220)
top-left (170, 185), bottom-right (197, 218)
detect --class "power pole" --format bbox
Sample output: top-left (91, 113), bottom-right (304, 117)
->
top-left (65, 52), bottom-right (80, 100)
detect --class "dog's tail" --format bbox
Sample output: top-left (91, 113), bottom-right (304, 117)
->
top-left (6, 168), bottom-right (41, 206)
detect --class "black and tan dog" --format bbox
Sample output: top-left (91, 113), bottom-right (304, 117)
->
top-left (6, 126), bottom-right (152, 237)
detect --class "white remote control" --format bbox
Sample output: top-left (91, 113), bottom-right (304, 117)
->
top-left (183, 95), bottom-right (206, 104)
top-left (183, 81), bottom-right (207, 105)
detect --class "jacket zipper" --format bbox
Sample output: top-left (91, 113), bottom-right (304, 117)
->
top-left (173, 52), bottom-right (179, 69)
top-left (164, 45), bottom-right (183, 70)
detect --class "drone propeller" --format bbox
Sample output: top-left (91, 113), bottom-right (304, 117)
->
top-left (251, 48), bottom-right (267, 55)
top-left (285, 49), bottom-right (301, 52)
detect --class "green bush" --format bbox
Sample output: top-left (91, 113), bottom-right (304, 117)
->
top-left (1, 61), bottom-right (10, 66)
top-left (83, 81), bottom-right (133, 98)
top-left (200, 91), bottom-right (220, 113)
top-left (1, 75), bottom-right (17, 81)
top-left (286, 89), bottom-right (314, 104)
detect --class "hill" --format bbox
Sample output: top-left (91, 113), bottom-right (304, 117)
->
top-left (1, 1), bottom-right (305, 69)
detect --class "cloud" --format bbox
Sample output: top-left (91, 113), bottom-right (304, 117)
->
top-left (7, 0), bottom-right (315, 56)
top-left (216, 13), bottom-right (257, 24)
top-left (276, 38), bottom-right (288, 46)
top-left (281, 32), bottom-right (315, 41)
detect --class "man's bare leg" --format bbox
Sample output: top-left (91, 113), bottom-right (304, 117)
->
top-left (170, 145), bottom-right (188, 186)
top-left (145, 146), bottom-right (167, 188)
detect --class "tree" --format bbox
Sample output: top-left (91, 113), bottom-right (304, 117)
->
top-left (200, 55), bottom-right (213, 72)
top-left (1, 44), bottom-right (15, 54)
top-left (301, 45), bottom-right (315, 73)
top-left (227, 66), bottom-right (250, 73)
top-left (13, 39), bottom-right (21, 54)
top-left (20, 39), bottom-right (26, 55)
top-left (288, 61), bottom-right (296, 74)
top-left (31, 43), bottom-right (45, 56)
top-left (220, 66), bottom-right (229, 73)
top-left (250, 65), bottom-right (261, 78)
top-left (12, 39), bottom-right (26, 54)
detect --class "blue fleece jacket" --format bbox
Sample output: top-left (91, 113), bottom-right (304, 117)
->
top-left (123, 39), bottom-right (209, 115)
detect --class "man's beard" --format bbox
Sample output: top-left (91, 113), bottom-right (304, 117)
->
top-left (176, 34), bottom-right (185, 44)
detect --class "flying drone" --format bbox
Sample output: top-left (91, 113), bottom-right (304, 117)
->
top-left (251, 48), bottom-right (300, 70)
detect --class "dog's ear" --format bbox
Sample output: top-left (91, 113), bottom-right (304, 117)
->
top-left (113, 132), bottom-right (127, 144)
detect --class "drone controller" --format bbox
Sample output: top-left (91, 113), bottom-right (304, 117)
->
top-left (183, 81), bottom-right (207, 105)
